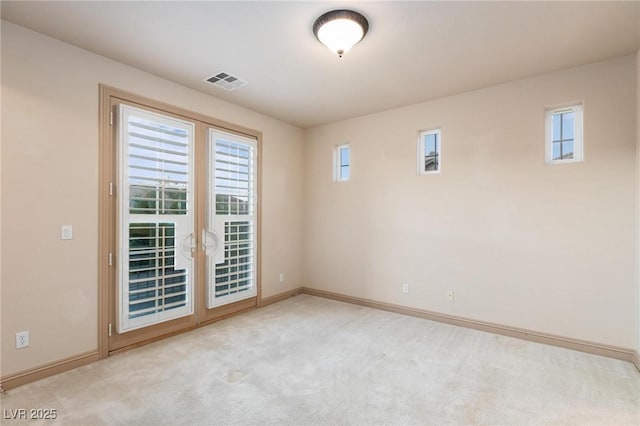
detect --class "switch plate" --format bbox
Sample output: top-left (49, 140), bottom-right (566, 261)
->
top-left (279, 273), bottom-right (284, 283)
top-left (447, 290), bottom-right (455, 301)
top-left (61, 225), bottom-right (73, 240)
top-left (402, 283), bottom-right (409, 293)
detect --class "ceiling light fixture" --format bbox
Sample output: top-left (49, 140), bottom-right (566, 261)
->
top-left (313, 9), bottom-right (369, 58)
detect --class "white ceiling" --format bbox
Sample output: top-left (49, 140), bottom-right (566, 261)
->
top-left (2, 1), bottom-right (639, 128)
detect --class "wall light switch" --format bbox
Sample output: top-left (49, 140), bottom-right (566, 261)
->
top-left (61, 225), bottom-right (73, 240)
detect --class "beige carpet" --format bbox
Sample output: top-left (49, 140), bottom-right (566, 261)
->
top-left (1, 294), bottom-right (639, 425)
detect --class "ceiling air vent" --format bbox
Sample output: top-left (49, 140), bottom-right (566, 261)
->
top-left (205, 72), bottom-right (247, 91)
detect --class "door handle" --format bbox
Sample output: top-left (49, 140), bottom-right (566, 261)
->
top-left (177, 232), bottom-right (196, 270)
top-left (181, 233), bottom-right (196, 256)
top-left (202, 228), bottom-right (221, 257)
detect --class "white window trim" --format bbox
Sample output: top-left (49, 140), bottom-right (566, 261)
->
top-left (545, 104), bottom-right (584, 164)
top-left (417, 128), bottom-right (441, 175)
top-left (333, 143), bottom-right (350, 182)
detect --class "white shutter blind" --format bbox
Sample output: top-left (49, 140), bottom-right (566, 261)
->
top-left (207, 131), bottom-right (257, 308)
top-left (214, 220), bottom-right (255, 298)
top-left (118, 105), bottom-right (195, 332)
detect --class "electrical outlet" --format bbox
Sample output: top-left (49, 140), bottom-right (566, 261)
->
top-left (447, 290), bottom-right (455, 301)
top-left (16, 331), bottom-right (29, 349)
top-left (279, 272), bottom-right (284, 283)
top-left (402, 283), bottom-right (409, 294)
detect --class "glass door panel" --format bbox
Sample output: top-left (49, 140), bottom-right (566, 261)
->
top-left (206, 130), bottom-right (257, 308)
top-left (117, 105), bottom-right (195, 333)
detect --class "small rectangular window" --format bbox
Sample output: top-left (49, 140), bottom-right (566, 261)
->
top-left (334, 144), bottom-right (350, 182)
top-left (418, 129), bottom-right (441, 175)
top-left (545, 104), bottom-right (583, 164)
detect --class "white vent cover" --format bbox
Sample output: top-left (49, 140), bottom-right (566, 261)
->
top-left (205, 72), bottom-right (247, 91)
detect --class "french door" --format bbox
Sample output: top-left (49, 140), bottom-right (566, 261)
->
top-left (206, 130), bottom-right (258, 309)
top-left (104, 90), bottom-right (259, 353)
top-left (116, 105), bottom-right (196, 334)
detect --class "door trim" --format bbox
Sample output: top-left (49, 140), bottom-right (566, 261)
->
top-left (98, 84), bottom-right (262, 357)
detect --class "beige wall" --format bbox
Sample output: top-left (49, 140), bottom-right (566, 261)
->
top-left (0, 20), bottom-right (3, 378)
top-left (1, 21), bottom-right (305, 376)
top-left (304, 55), bottom-right (638, 349)
top-left (637, 50), bottom-right (640, 354)
top-left (2, 19), bottom-right (638, 379)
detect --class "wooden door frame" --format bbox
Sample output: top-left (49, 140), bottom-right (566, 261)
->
top-left (98, 85), bottom-right (262, 358)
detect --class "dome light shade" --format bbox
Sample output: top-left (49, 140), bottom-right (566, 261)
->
top-left (313, 10), bottom-right (369, 58)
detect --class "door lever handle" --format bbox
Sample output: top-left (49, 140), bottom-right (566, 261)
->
top-left (202, 229), bottom-right (221, 257)
top-left (181, 233), bottom-right (196, 256)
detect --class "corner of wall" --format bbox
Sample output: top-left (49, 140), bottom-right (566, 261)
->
top-left (302, 55), bottom-right (637, 350)
top-left (1, 21), bottom-right (307, 377)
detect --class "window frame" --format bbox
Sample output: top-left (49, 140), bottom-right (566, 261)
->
top-left (417, 128), bottom-right (441, 175)
top-left (545, 104), bottom-right (584, 164)
top-left (333, 143), bottom-right (351, 182)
